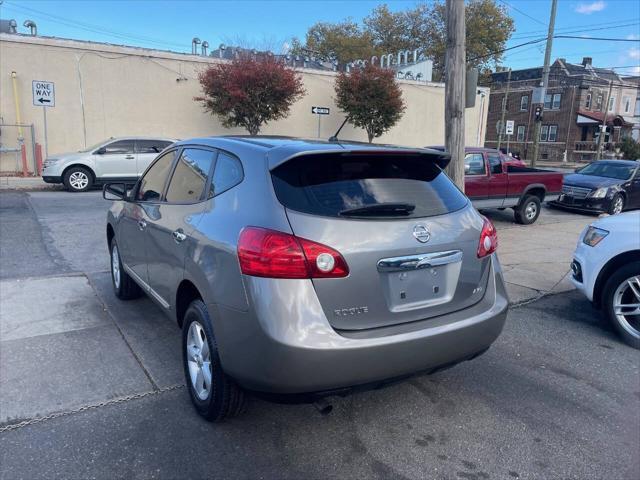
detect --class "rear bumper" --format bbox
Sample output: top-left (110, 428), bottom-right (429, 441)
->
top-left (211, 255), bottom-right (508, 395)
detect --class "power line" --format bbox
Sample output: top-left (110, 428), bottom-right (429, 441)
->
top-left (2, 1), bottom-right (190, 50)
top-left (554, 35), bottom-right (640, 42)
top-left (512, 21), bottom-right (640, 40)
top-left (511, 18), bottom-right (640, 39)
top-left (497, 0), bottom-right (547, 26)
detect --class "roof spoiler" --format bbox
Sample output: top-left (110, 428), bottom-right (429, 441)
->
top-left (268, 147), bottom-right (452, 171)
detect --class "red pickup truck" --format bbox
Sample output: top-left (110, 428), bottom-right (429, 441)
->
top-left (429, 147), bottom-right (564, 224)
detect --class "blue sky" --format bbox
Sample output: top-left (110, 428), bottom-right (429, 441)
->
top-left (1, 0), bottom-right (638, 74)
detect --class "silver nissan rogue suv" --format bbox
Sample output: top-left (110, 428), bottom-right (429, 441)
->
top-left (104, 136), bottom-right (509, 421)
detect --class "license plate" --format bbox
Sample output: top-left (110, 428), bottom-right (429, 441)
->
top-left (384, 266), bottom-right (448, 311)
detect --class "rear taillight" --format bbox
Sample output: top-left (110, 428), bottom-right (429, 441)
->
top-left (238, 227), bottom-right (349, 279)
top-left (477, 217), bottom-right (498, 258)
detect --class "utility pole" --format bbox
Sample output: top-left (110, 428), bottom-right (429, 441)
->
top-left (596, 80), bottom-right (613, 160)
top-left (444, 0), bottom-right (465, 191)
top-left (496, 68), bottom-right (512, 151)
top-left (531, 0), bottom-right (558, 167)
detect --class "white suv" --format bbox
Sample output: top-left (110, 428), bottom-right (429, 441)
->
top-left (571, 211), bottom-right (640, 348)
top-left (42, 137), bottom-right (175, 192)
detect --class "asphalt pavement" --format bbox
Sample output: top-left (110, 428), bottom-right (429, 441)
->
top-left (0, 190), bottom-right (638, 480)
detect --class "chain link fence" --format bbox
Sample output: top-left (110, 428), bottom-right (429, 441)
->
top-left (0, 123), bottom-right (37, 176)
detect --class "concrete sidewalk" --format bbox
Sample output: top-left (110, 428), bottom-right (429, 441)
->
top-left (485, 207), bottom-right (594, 304)
top-left (0, 176), bottom-right (61, 191)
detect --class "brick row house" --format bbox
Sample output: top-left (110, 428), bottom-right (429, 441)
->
top-left (484, 57), bottom-right (639, 162)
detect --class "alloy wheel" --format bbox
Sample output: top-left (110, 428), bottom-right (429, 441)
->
top-left (525, 201), bottom-right (538, 221)
top-left (613, 275), bottom-right (640, 339)
top-left (111, 245), bottom-right (121, 289)
top-left (186, 321), bottom-right (212, 401)
top-left (612, 196), bottom-right (624, 215)
top-left (69, 171), bottom-right (89, 190)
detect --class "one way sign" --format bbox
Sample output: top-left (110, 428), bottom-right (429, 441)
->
top-left (32, 80), bottom-right (55, 107)
top-left (311, 106), bottom-right (330, 115)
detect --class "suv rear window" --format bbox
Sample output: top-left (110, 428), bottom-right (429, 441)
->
top-left (271, 153), bottom-right (467, 219)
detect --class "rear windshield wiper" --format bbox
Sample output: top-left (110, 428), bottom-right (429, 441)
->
top-left (339, 203), bottom-right (416, 217)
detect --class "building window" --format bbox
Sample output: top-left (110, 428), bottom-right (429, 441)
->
top-left (585, 93), bottom-right (592, 109)
top-left (596, 94), bottom-right (603, 111)
top-left (608, 95), bottom-right (616, 112)
top-left (548, 125), bottom-right (558, 142)
top-left (552, 93), bottom-right (561, 109)
top-left (544, 94), bottom-right (552, 109)
top-left (623, 96), bottom-right (631, 113)
top-left (516, 125), bottom-right (525, 141)
top-left (540, 125), bottom-right (549, 142)
top-left (520, 95), bottom-right (529, 111)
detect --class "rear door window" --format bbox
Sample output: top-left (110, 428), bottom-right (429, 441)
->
top-left (271, 153), bottom-right (467, 219)
top-left (136, 140), bottom-right (172, 154)
top-left (487, 154), bottom-right (503, 174)
top-left (165, 148), bottom-right (215, 203)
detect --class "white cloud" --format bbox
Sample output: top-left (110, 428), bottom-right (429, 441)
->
top-left (575, 1), bottom-right (606, 14)
top-left (629, 48), bottom-right (640, 60)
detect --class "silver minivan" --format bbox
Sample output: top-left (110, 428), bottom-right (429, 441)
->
top-left (42, 137), bottom-right (175, 192)
top-left (105, 136), bottom-right (509, 421)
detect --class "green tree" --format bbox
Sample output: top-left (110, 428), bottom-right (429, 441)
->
top-left (334, 64), bottom-right (405, 143)
top-left (294, 20), bottom-right (375, 67)
top-left (297, 1), bottom-right (514, 78)
top-left (619, 137), bottom-right (640, 160)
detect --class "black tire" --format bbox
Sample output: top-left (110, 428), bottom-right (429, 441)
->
top-left (110, 237), bottom-right (142, 300)
top-left (602, 262), bottom-right (640, 349)
top-left (182, 299), bottom-right (245, 422)
top-left (607, 194), bottom-right (625, 215)
top-left (514, 195), bottom-right (541, 225)
top-left (63, 166), bottom-right (93, 192)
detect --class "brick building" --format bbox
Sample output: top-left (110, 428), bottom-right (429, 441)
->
top-left (484, 57), bottom-right (638, 162)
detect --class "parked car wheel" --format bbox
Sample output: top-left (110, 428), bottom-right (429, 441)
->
top-left (514, 195), bottom-right (541, 225)
top-left (608, 194), bottom-right (624, 215)
top-left (182, 299), bottom-right (245, 422)
top-left (63, 166), bottom-right (93, 192)
top-left (110, 237), bottom-right (142, 300)
top-left (603, 262), bottom-right (640, 349)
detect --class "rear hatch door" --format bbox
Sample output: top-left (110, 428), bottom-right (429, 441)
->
top-left (271, 151), bottom-right (491, 331)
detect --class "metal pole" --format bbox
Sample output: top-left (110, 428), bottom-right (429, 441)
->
top-left (596, 80), bottom-right (613, 161)
top-left (43, 106), bottom-right (49, 158)
top-left (30, 124), bottom-right (37, 176)
top-left (507, 134), bottom-right (510, 154)
top-left (497, 68), bottom-right (511, 151)
top-left (531, 0), bottom-right (558, 167)
top-left (317, 114), bottom-right (321, 138)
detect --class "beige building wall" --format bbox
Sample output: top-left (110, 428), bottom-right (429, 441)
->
top-left (0, 34), bottom-right (488, 171)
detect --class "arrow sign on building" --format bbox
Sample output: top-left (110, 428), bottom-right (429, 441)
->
top-left (32, 80), bottom-right (55, 108)
top-left (311, 106), bottom-right (330, 115)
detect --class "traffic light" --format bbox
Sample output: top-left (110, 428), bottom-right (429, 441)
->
top-left (534, 106), bottom-right (543, 122)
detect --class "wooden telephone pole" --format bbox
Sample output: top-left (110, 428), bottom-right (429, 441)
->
top-left (595, 80), bottom-right (613, 160)
top-left (444, 0), bottom-right (466, 191)
top-left (496, 68), bottom-right (512, 151)
top-left (531, 0), bottom-right (558, 167)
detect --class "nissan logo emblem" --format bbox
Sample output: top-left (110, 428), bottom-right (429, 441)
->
top-left (413, 225), bottom-right (431, 243)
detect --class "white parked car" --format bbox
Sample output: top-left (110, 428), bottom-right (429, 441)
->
top-left (571, 211), bottom-right (640, 348)
top-left (42, 137), bottom-right (175, 192)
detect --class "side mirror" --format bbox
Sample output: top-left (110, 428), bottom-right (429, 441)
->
top-left (95, 147), bottom-right (107, 155)
top-left (103, 183), bottom-right (129, 201)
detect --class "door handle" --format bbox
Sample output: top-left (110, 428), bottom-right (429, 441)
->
top-left (138, 219), bottom-right (147, 231)
top-left (173, 229), bottom-right (187, 243)
top-left (125, 155), bottom-right (135, 159)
